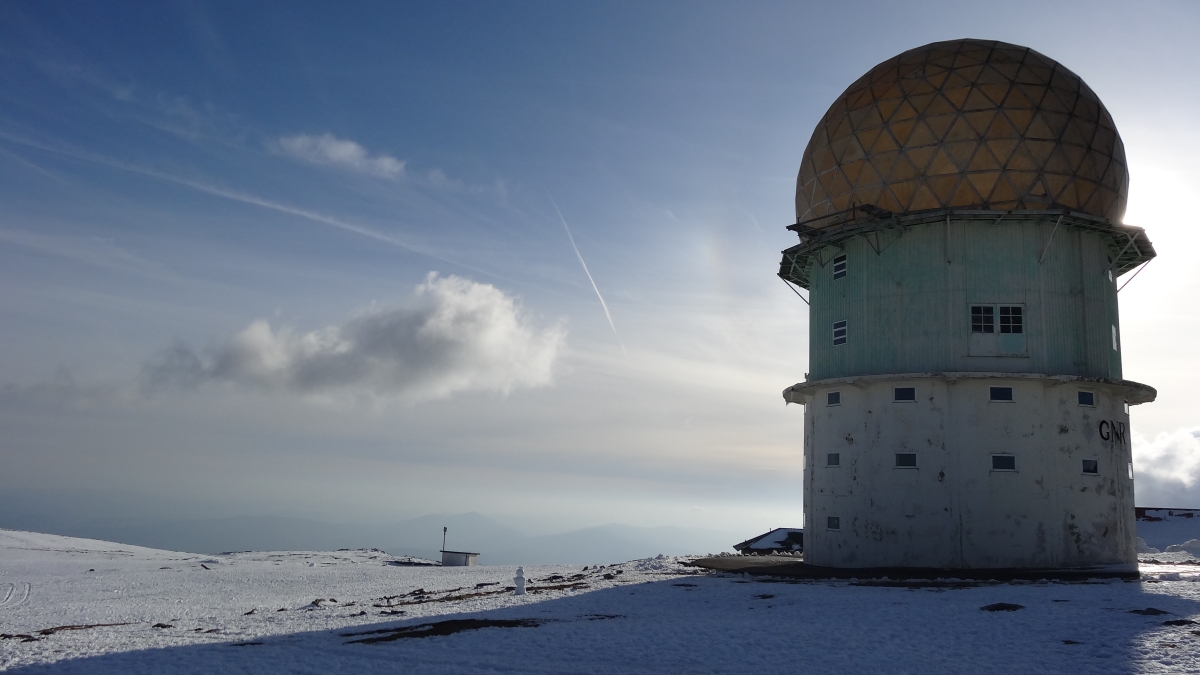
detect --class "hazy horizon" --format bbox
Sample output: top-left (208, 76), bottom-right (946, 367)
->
top-left (0, 499), bottom-right (744, 564)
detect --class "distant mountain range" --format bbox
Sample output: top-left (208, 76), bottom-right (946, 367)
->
top-left (0, 509), bottom-right (741, 565)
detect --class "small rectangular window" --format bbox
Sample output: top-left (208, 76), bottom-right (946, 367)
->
top-left (999, 306), bottom-right (1023, 334)
top-left (991, 455), bottom-right (1016, 471)
top-left (895, 452), bottom-right (917, 468)
top-left (827, 452), bottom-right (840, 467)
top-left (832, 254), bottom-right (847, 279)
top-left (1112, 325), bottom-right (1119, 351)
top-left (971, 305), bottom-right (994, 333)
top-left (827, 391), bottom-right (841, 406)
top-left (1128, 463), bottom-right (1134, 479)
top-left (894, 387), bottom-right (916, 402)
top-left (1082, 459), bottom-right (1099, 475)
top-left (833, 320), bottom-right (847, 346)
top-left (1078, 391), bottom-right (1095, 407)
top-left (827, 516), bottom-right (840, 530)
top-left (990, 386), bottom-right (1013, 401)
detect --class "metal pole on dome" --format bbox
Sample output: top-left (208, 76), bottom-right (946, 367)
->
top-left (1038, 214), bottom-right (1064, 265)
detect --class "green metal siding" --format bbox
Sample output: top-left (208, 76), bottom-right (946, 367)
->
top-left (807, 218), bottom-right (1123, 380)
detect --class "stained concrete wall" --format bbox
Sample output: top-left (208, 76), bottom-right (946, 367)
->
top-left (791, 373), bottom-right (1141, 570)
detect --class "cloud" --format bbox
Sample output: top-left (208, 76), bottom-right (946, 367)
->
top-left (1133, 427), bottom-right (1200, 507)
top-left (144, 274), bottom-right (566, 402)
top-left (272, 133), bottom-right (405, 178)
top-left (0, 368), bottom-right (132, 413)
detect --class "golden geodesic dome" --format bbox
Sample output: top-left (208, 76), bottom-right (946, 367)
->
top-left (796, 39), bottom-right (1128, 226)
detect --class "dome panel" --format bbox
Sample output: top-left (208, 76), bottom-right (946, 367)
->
top-left (796, 39), bottom-right (1129, 225)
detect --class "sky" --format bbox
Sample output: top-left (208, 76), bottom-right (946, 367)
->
top-left (1, 0), bottom-right (1198, 548)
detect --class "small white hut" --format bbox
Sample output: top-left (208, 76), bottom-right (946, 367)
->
top-left (440, 550), bottom-right (479, 567)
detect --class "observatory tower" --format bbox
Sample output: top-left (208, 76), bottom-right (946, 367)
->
top-left (780, 39), bottom-right (1156, 572)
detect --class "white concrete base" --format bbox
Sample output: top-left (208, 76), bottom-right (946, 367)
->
top-left (784, 372), bottom-right (1154, 570)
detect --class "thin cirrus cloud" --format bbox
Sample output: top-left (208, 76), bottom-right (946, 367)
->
top-left (145, 273), bottom-right (567, 402)
top-left (272, 133), bottom-right (406, 178)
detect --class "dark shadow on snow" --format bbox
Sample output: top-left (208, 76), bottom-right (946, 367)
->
top-left (5, 574), bottom-right (1200, 674)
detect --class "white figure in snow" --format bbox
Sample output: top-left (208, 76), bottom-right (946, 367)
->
top-left (513, 566), bottom-right (526, 596)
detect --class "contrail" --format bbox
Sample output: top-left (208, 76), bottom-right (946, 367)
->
top-left (0, 129), bottom-right (519, 285)
top-left (550, 198), bottom-right (625, 355)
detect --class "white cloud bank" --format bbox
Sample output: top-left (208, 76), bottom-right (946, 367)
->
top-left (272, 133), bottom-right (405, 177)
top-left (1133, 427), bottom-right (1200, 507)
top-left (146, 273), bottom-right (566, 401)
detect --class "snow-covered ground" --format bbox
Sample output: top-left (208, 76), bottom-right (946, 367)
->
top-left (5, 529), bottom-right (1200, 673)
top-left (1140, 511), bottom-right (1200, 557)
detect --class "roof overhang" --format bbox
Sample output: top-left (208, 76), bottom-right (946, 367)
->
top-left (779, 208), bottom-right (1155, 290)
top-left (783, 372), bottom-right (1157, 405)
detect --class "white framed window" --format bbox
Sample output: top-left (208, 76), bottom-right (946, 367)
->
top-left (832, 254), bottom-right (847, 279)
top-left (1078, 391), bottom-right (1095, 407)
top-left (991, 454), bottom-right (1016, 471)
top-left (999, 306), bottom-right (1023, 333)
top-left (826, 452), bottom-right (840, 467)
top-left (969, 304), bottom-right (1027, 357)
top-left (971, 305), bottom-right (1025, 334)
top-left (827, 391), bottom-right (841, 406)
top-left (971, 305), bottom-right (994, 333)
top-left (1082, 459), bottom-right (1099, 475)
top-left (833, 320), bottom-right (847, 346)
top-left (1112, 325), bottom-right (1119, 351)
top-left (895, 452), bottom-right (917, 468)
top-left (894, 387), bottom-right (916, 402)
top-left (990, 386), bottom-right (1014, 402)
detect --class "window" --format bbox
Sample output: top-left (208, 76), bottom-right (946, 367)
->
top-left (971, 305), bottom-right (994, 333)
top-left (970, 304), bottom-right (1026, 357)
top-left (990, 386), bottom-right (1013, 401)
top-left (972, 305), bottom-right (1023, 333)
top-left (1128, 463), bottom-right (1134, 479)
top-left (827, 516), bottom-right (840, 530)
top-left (827, 452), bottom-right (840, 467)
top-left (1078, 391), bottom-right (1095, 407)
top-left (895, 453), bottom-right (917, 468)
top-left (1112, 325), bottom-right (1119, 351)
top-left (833, 320), bottom-right (847, 346)
top-left (999, 306), bottom-right (1023, 334)
top-left (827, 391), bottom-right (841, 406)
top-left (832, 254), bottom-right (847, 279)
top-left (1082, 459), bottom-right (1099, 475)
top-left (894, 387), bottom-right (916, 402)
top-left (991, 455), bottom-right (1016, 471)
